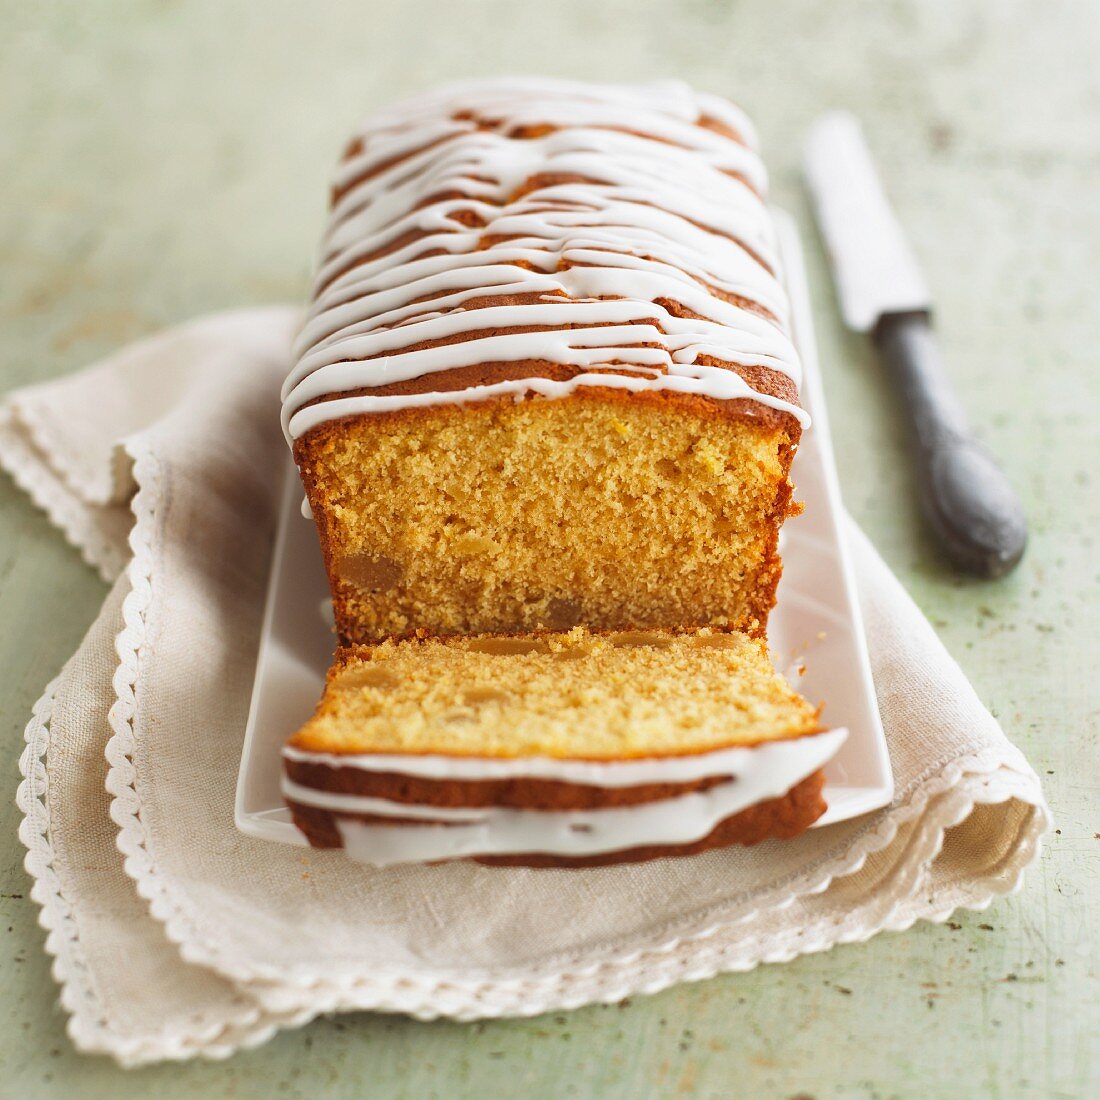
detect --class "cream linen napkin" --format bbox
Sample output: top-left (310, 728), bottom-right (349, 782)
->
top-left (3, 309), bottom-right (1050, 1066)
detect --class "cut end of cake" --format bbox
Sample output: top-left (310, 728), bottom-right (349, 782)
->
top-left (296, 392), bottom-right (797, 646)
top-left (288, 626), bottom-right (820, 760)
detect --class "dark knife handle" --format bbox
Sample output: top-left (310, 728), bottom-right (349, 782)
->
top-left (873, 310), bottom-right (1027, 577)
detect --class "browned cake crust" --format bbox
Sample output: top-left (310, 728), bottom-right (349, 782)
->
top-left (286, 769), bottom-right (826, 867)
top-left (292, 338), bottom-right (802, 430)
top-left (286, 757), bottom-right (733, 810)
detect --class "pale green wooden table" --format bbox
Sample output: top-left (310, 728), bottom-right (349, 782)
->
top-left (2, 2), bottom-right (1097, 1096)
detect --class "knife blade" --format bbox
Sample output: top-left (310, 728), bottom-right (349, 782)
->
top-left (804, 112), bottom-right (930, 331)
top-left (803, 112), bottom-right (1027, 578)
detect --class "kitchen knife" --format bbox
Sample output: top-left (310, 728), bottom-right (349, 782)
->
top-left (803, 112), bottom-right (1027, 578)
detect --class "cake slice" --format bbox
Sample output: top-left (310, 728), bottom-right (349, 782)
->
top-left (282, 629), bottom-right (845, 867)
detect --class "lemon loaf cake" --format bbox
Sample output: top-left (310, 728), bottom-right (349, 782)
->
top-left (282, 77), bottom-right (807, 646)
top-left (282, 629), bottom-right (845, 867)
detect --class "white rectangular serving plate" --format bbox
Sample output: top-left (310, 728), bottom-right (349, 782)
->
top-left (235, 210), bottom-right (893, 848)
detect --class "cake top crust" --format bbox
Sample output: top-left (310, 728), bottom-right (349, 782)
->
top-left (283, 77), bottom-right (806, 442)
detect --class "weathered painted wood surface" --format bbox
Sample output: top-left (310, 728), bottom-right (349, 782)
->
top-left (1, 2), bottom-right (1096, 1096)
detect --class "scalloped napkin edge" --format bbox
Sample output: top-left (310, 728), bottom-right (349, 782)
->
top-left (2, 309), bottom-right (1050, 1066)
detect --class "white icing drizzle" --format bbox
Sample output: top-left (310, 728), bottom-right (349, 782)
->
top-left (283, 77), bottom-right (806, 440)
top-left (282, 728), bottom-right (846, 865)
top-left (282, 729), bottom-right (842, 787)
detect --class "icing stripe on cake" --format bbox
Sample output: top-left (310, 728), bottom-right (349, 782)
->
top-left (283, 77), bottom-right (806, 441)
top-left (281, 728), bottom-right (846, 865)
